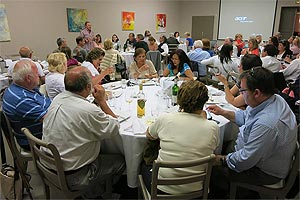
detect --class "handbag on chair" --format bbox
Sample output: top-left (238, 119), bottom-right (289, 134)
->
top-left (0, 164), bottom-right (23, 200)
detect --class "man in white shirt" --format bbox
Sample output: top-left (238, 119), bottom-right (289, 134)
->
top-left (280, 57), bottom-right (300, 83)
top-left (8, 46), bottom-right (45, 83)
top-left (261, 44), bottom-right (281, 72)
top-left (42, 66), bottom-right (125, 198)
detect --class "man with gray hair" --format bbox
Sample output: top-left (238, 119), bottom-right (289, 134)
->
top-left (53, 37), bottom-right (68, 53)
top-left (188, 40), bottom-right (211, 76)
top-left (218, 37), bottom-right (238, 57)
top-left (2, 59), bottom-right (51, 150)
top-left (42, 66), bottom-right (125, 198)
top-left (8, 46), bottom-right (45, 83)
top-left (166, 32), bottom-right (180, 45)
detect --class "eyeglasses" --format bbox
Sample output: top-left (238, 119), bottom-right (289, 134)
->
top-left (239, 88), bottom-right (248, 93)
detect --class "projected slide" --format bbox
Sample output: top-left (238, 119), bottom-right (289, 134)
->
top-left (218, 0), bottom-right (277, 41)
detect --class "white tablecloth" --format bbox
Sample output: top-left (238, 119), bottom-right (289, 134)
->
top-left (0, 74), bottom-right (9, 90)
top-left (101, 81), bottom-right (238, 188)
top-left (121, 52), bottom-right (134, 68)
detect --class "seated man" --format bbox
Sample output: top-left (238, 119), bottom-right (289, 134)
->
top-left (2, 60), bottom-right (51, 150)
top-left (134, 34), bottom-right (149, 52)
top-left (8, 46), bottom-right (45, 83)
top-left (42, 66), bottom-right (125, 198)
top-left (261, 44), bottom-right (281, 72)
top-left (208, 67), bottom-right (297, 198)
top-left (217, 37), bottom-right (238, 58)
top-left (187, 40), bottom-right (211, 76)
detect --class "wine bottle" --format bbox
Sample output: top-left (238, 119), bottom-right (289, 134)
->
top-left (171, 78), bottom-right (179, 106)
top-left (137, 83), bottom-right (146, 118)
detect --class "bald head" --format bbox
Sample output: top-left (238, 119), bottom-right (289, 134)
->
top-left (64, 66), bottom-right (92, 93)
top-left (19, 46), bottom-right (32, 58)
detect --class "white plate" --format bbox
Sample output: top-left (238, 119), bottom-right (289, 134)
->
top-left (112, 90), bottom-right (123, 98)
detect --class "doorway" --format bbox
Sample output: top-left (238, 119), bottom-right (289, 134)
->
top-left (279, 7), bottom-right (299, 39)
top-left (192, 16), bottom-right (214, 40)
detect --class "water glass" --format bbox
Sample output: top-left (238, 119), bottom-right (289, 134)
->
top-left (121, 79), bottom-right (127, 89)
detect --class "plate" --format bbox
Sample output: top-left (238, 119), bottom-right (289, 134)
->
top-left (112, 90), bottom-right (123, 98)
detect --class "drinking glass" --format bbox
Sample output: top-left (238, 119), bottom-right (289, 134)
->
top-left (125, 89), bottom-right (133, 112)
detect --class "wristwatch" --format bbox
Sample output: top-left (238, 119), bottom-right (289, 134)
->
top-left (224, 85), bottom-right (229, 90)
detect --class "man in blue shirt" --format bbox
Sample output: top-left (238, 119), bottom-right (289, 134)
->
top-left (208, 67), bottom-right (297, 197)
top-left (187, 40), bottom-right (211, 77)
top-left (2, 60), bottom-right (51, 150)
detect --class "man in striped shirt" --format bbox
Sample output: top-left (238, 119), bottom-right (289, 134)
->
top-left (2, 60), bottom-right (51, 150)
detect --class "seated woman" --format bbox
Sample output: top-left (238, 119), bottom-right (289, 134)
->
top-left (100, 39), bottom-right (124, 80)
top-left (60, 46), bottom-right (80, 67)
top-left (215, 54), bottom-right (262, 108)
top-left (129, 48), bottom-right (158, 79)
top-left (201, 44), bottom-right (239, 81)
top-left (148, 36), bottom-right (158, 51)
top-left (290, 36), bottom-right (300, 56)
top-left (45, 53), bottom-right (67, 100)
top-left (163, 49), bottom-right (194, 80)
top-left (94, 33), bottom-right (104, 49)
top-left (112, 34), bottom-right (121, 51)
top-left (81, 48), bottom-right (114, 85)
top-left (277, 40), bottom-right (293, 61)
top-left (142, 80), bottom-right (220, 194)
top-left (241, 37), bottom-right (260, 56)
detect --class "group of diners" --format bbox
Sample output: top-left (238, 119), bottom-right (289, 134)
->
top-left (1, 25), bottom-right (299, 198)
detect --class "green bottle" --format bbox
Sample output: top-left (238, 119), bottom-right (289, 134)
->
top-left (171, 78), bottom-right (179, 106)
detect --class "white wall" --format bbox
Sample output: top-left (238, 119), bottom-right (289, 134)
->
top-left (0, 0), bottom-right (298, 60)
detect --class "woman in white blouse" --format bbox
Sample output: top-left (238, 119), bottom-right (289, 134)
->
top-left (201, 44), bottom-right (239, 80)
top-left (45, 53), bottom-right (67, 100)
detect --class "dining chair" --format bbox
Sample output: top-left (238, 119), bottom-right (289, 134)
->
top-left (229, 142), bottom-right (299, 199)
top-left (167, 44), bottom-right (179, 54)
top-left (21, 127), bottom-right (86, 199)
top-left (138, 154), bottom-right (216, 200)
top-left (1, 111), bottom-right (33, 199)
top-left (146, 51), bottom-right (161, 72)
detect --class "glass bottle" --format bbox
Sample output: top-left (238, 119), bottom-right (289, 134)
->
top-left (137, 83), bottom-right (146, 118)
top-left (171, 78), bottom-right (179, 106)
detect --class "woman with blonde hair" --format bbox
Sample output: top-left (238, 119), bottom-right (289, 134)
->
top-left (241, 37), bottom-right (260, 56)
top-left (100, 39), bottom-right (124, 80)
top-left (45, 53), bottom-right (67, 100)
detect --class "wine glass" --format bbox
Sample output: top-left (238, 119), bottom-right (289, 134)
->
top-left (125, 89), bottom-right (133, 112)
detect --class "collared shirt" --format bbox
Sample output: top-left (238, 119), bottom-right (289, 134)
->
top-left (42, 91), bottom-right (120, 171)
top-left (261, 56), bottom-right (281, 73)
top-left (227, 94), bottom-right (297, 179)
top-left (188, 48), bottom-right (211, 76)
top-left (81, 61), bottom-right (99, 76)
top-left (45, 72), bottom-right (65, 100)
top-left (80, 28), bottom-right (95, 52)
top-left (2, 83), bottom-right (51, 146)
top-left (281, 59), bottom-right (300, 83)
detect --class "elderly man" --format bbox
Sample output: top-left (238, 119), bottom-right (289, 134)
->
top-left (208, 67), bottom-right (297, 198)
top-left (218, 37), bottom-right (238, 58)
top-left (188, 40), bottom-right (211, 76)
top-left (80, 21), bottom-right (95, 52)
top-left (8, 46), bottom-right (45, 83)
top-left (2, 60), bottom-right (51, 150)
top-left (42, 66), bottom-right (125, 198)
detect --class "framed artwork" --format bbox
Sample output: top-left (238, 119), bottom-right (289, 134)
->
top-left (156, 14), bottom-right (166, 33)
top-left (0, 4), bottom-right (11, 42)
top-left (67, 8), bottom-right (88, 32)
top-left (122, 11), bottom-right (135, 31)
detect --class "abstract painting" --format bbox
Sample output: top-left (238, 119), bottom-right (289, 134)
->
top-left (67, 8), bottom-right (88, 32)
top-left (156, 14), bottom-right (166, 33)
top-left (122, 11), bottom-right (135, 31)
top-left (0, 4), bottom-right (11, 42)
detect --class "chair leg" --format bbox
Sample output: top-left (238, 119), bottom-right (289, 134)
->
top-left (229, 182), bottom-right (237, 199)
top-left (44, 185), bottom-right (50, 200)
